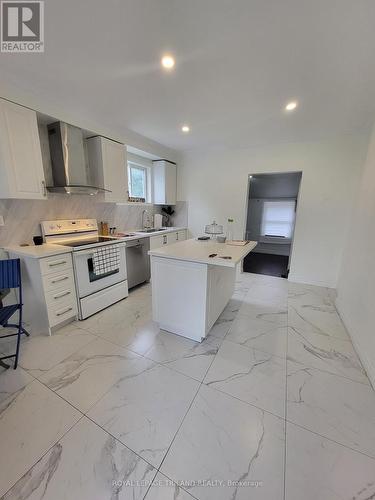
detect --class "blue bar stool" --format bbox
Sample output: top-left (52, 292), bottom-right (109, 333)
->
top-left (0, 259), bottom-right (30, 369)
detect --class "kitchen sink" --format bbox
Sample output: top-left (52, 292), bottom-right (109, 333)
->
top-left (137, 228), bottom-right (164, 233)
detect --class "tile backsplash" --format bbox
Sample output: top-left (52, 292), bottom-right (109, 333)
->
top-left (0, 197), bottom-right (188, 247)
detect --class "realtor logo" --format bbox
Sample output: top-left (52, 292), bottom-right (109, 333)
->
top-left (1, 1), bottom-right (44, 52)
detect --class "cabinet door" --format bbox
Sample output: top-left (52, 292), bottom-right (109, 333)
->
top-left (165, 162), bottom-right (177, 205)
top-left (150, 234), bottom-right (167, 249)
top-left (177, 230), bottom-right (187, 241)
top-left (0, 99), bottom-right (46, 199)
top-left (166, 231), bottom-right (177, 245)
top-left (152, 160), bottom-right (176, 205)
top-left (101, 138), bottom-right (128, 203)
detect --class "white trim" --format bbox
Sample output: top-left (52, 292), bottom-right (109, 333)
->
top-left (288, 274), bottom-right (336, 289)
top-left (127, 160), bottom-right (152, 203)
top-left (335, 298), bottom-right (375, 389)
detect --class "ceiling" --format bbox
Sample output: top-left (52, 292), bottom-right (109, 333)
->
top-left (1, 0), bottom-right (375, 152)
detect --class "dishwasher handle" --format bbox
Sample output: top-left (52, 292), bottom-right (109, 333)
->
top-left (126, 238), bottom-right (148, 248)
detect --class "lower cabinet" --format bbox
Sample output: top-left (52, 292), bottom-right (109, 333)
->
top-left (150, 234), bottom-right (168, 250)
top-left (9, 252), bottom-right (78, 335)
top-left (150, 230), bottom-right (187, 249)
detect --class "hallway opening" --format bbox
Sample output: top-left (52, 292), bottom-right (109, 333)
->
top-left (244, 172), bottom-right (302, 278)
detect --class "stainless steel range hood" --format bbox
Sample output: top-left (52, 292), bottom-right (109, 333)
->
top-left (47, 121), bottom-right (109, 195)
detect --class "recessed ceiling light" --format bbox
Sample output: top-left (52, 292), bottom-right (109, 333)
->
top-left (161, 55), bottom-right (175, 69)
top-left (285, 101), bottom-right (298, 111)
top-left (181, 125), bottom-right (190, 133)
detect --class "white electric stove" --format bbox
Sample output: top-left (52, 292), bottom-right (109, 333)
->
top-left (41, 219), bottom-right (128, 319)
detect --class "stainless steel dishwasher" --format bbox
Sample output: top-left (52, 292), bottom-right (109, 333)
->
top-left (125, 237), bottom-right (151, 289)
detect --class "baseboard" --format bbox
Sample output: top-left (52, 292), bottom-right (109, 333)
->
top-left (335, 298), bottom-right (375, 390)
top-left (288, 273), bottom-right (335, 289)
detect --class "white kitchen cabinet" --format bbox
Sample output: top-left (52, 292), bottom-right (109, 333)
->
top-left (7, 251), bottom-right (77, 335)
top-left (167, 230), bottom-right (187, 244)
top-left (150, 234), bottom-right (168, 250)
top-left (177, 230), bottom-right (187, 241)
top-left (0, 98), bottom-right (47, 199)
top-left (87, 135), bottom-right (128, 203)
top-left (151, 230), bottom-right (187, 249)
top-left (152, 159), bottom-right (177, 205)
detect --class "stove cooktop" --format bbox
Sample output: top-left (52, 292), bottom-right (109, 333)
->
top-left (57, 236), bottom-right (120, 248)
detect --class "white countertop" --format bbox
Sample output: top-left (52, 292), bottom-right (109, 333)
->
top-left (5, 243), bottom-right (73, 259)
top-left (148, 238), bottom-right (258, 268)
top-left (4, 227), bottom-right (188, 259)
top-left (119, 227), bottom-right (187, 241)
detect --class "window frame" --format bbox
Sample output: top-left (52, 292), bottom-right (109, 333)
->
top-left (260, 198), bottom-right (296, 239)
top-left (127, 160), bottom-right (151, 203)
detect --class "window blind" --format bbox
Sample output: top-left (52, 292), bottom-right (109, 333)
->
top-left (261, 200), bottom-right (296, 238)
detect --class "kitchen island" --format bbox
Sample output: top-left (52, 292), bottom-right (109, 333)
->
top-left (149, 238), bottom-right (257, 341)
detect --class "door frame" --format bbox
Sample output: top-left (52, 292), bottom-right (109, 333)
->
top-left (242, 171), bottom-right (303, 278)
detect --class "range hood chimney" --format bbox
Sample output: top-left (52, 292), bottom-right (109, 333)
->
top-left (47, 121), bottom-right (109, 195)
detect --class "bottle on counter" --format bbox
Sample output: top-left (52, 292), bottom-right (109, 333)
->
top-left (101, 221), bottom-right (109, 236)
top-left (226, 218), bottom-right (235, 242)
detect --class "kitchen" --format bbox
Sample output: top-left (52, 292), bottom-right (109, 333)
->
top-left (1, 1), bottom-right (375, 499)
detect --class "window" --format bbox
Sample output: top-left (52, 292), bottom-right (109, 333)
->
top-left (128, 162), bottom-right (148, 201)
top-left (261, 200), bottom-right (296, 238)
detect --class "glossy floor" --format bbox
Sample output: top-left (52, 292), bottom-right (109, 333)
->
top-left (0, 274), bottom-right (374, 499)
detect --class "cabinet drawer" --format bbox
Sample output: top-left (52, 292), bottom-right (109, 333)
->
top-left (42, 268), bottom-right (75, 291)
top-left (48, 301), bottom-right (77, 327)
top-left (45, 287), bottom-right (76, 309)
top-left (40, 254), bottom-right (72, 276)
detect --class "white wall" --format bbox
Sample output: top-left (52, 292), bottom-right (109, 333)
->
top-left (179, 135), bottom-right (368, 287)
top-left (336, 124), bottom-right (375, 386)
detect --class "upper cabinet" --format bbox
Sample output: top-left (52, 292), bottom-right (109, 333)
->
top-left (152, 159), bottom-right (177, 205)
top-left (0, 99), bottom-right (47, 200)
top-left (87, 136), bottom-right (128, 203)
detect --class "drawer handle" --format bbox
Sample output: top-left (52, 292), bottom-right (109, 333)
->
top-left (56, 306), bottom-right (73, 317)
top-left (53, 291), bottom-right (71, 300)
top-left (51, 276), bottom-right (69, 284)
top-left (49, 260), bottom-right (67, 267)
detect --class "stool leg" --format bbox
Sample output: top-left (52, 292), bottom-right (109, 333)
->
top-left (14, 310), bottom-right (23, 370)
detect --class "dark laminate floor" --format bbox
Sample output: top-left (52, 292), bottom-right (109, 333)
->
top-left (243, 252), bottom-right (289, 278)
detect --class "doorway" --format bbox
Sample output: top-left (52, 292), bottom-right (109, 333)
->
top-left (244, 172), bottom-right (302, 278)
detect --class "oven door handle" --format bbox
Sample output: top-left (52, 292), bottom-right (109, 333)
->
top-left (74, 243), bottom-right (126, 256)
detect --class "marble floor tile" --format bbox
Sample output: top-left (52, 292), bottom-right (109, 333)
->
top-left (238, 295), bottom-right (287, 318)
top-left (1, 276), bottom-right (373, 499)
top-left (82, 307), bottom-right (162, 355)
top-left (144, 472), bottom-right (195, 500)
top-left (288, 282), bottom-right (334, 308)
top-left (4, 417), bottom-right (157, 500)
top-left (0, 379), bottom-right (81, 497)
top-left (226, 307), bottom-right (287, 358)
top-left (161, 384), bottom-right (285, 500)
top-left (288, 304), bottom-right (350, 342)
top-left (0, 365), bottom-right (34, 404)
top-left (0, 323), bottom-right (95, 379)
top-left (204, 340), bottom-right (286, 418)
top-left (207, 317), bottom-right (233, 340)
top-left (285, 422), bottom-right (375, 500)
top-left (142, 330), bottom-right (221, 381)
top-left (242, 282), bottom-right (288, 309)
top-left (39, 337), bottom-right (154, 412)
top-left (287, 325), bottom-right (368, 383)
top-left (88, 364), bottom-right (200, 468)
top-left (287, 360), bottom-right (375, 457)
top-left (207, 299), bottom-right (243, 340)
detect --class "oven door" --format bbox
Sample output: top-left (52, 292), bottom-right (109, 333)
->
top-left (73, 243), bottom-right (127, 298)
